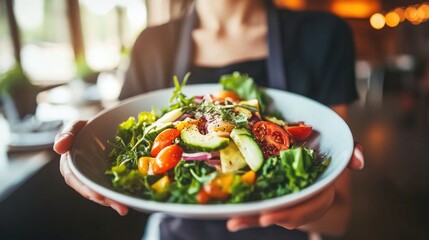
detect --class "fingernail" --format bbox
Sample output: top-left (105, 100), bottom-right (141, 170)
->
top-left (87, 194), bottom-right (104, 205)
top-left (227, 219), bottom-right (250, 232)
top-left (354, 145), bottom-right (364, 170)
top-left (259, 218), bottom-right (271, 227)
top-left (230, 224), bottom-right (248, 232)
top-left (110, 202), bottom-right (127, 216)
top-left (112, 206), bottom-right (122, 215)
top-left (55, 134), bottom-right (66, 143)
top-left (55, 132), bottom-right (73, 143)
top-left (108, 202), bottom-right (120, 214)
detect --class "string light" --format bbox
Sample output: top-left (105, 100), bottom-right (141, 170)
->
top-left (405, 6), bottom-right (419, 22)
top-left (418, 4), bottom-right (429, 21)
top-left (394, 7), bottom-right (406, 22)
top-left (370, 2), bottom-right (429, 29)
top-left (370, 13), bottom-right (385, 29)
top-left (385, 11), bottom-right (400, 27)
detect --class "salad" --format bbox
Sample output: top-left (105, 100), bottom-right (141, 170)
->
top-left (107, 73), bottom-right (330, 204)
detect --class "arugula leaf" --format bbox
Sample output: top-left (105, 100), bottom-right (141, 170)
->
top-left (108, 111), bottom-right (156, 168)
top-left (168, 73), bottom-right (194, 111)
top-left (170, 74), bottom-right (189, 102)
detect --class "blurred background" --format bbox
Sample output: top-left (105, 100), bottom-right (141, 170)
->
top-left (0, 0), bottom-right (428, 239)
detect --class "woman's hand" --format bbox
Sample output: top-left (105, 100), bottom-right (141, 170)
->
top-left (226, 142), bottom-right (364, 235)
top-left (53, 120), bottom-right (129, 216)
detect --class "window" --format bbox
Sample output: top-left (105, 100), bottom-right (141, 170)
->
top-left (15, 0), bottom-right (75, 84)
top-left (79, 0), bottom-right (147, 72)
top-left (8, 0), bottom-right (147, 85)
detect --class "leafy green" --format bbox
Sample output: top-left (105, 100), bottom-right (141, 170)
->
top-left (0, 64), bottom-right (29, 95)
top-left (108, 165), bottom-right (148, 194)
top-left (255, 147), bottom-right (330, 199)
top-left (168, 73), bottom-right (194, 111)
top-left (220, 72), bottom-right (272, 114)
top-left (280, 147), bottom-right (315, 191)
top-left (167, 160), bottom-right (216, 203)
top-left (107, 111), bottom-right (157, 168)
top-left (219, 105), bottom-right (249, 129)
top-left (228, 176), bottom-right (254, 203)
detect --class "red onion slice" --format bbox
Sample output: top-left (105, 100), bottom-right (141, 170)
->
top-left (206, 159), bottom-right (221, 167)
top-left (182, 152), bottom-right (220, 161)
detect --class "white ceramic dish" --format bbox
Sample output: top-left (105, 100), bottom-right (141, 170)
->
top-left (69, 84), bottom-right (353, 219)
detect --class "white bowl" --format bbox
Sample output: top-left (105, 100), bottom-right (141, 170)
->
top-left (69, 84), bottom-right (353, 219)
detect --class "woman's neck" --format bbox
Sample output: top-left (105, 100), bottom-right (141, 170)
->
top-left (192, 0), bottom-right (268, 66)
top-left (195, 0), bottom-right (266, 33)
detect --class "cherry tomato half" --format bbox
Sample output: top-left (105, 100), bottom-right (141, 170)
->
top-left (252, 121), bottom-right (290, 157)
top-left (211, 90), bottom-right (241, 102)
top-left (138, 156), bottom-right (154, 176)
top-left (285, 122), bottom-right (313, 142)
top-left (151, 128), bottom-right (180, 157)
top-left (203, 174), bottom-right (234, 200)
top-left (196, 189), bottom-right (210, 204)
top-left (152, 144), bottom-right (183, 175)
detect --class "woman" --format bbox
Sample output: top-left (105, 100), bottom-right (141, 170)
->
top-left (54, 0), bottom-right (364, 239)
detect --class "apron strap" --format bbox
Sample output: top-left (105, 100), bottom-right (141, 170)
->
top-left (172, 4), bottom-right (197, 81)
top-left (266, 0), bottom-right (287, 90)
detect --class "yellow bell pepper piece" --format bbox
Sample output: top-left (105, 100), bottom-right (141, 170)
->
top-left (151, 175), bottom-right (170, 193)
top-left (241, 170), bottom-right (256, 184)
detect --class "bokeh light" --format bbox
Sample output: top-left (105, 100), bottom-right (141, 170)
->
top-left (80, 0), bottom-right (116, 16)
top-left (385, 11), bottom-right (400, 27)
top-left (14, 0), bottom-right (44, 30)
top-left (417, 4), bottom-right (429, 22)
top-left (370, 13), bottom-right (385, 30)
top-left (405, 6), bottom-right (419, 22)
top-left (331, 0), bottom-right (381, 19)
top-left (394, 7), bottom-right (406, 22)
top-left (374, 3), bottom-right (429, 29)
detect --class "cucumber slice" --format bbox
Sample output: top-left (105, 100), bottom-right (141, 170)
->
top-left (220, 141), bottom-right (247, 173)
top-left (230, 127), bottom-right (251, 137)
top-left (181, 125), bottom-right (229, 152)
top-left (231, 128), bottom-right (264, 171)
top-left (154, 108), bottom-right (183, 125)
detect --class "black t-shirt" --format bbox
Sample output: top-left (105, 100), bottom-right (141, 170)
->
top-left (188, 59), bottom-right (268, 87)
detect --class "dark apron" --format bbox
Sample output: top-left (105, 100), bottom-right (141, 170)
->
top-left (161, 1), bottom-right (308, 240)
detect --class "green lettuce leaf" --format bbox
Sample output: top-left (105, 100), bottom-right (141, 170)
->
top-left (219, 72), bottom-right (271, 113)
